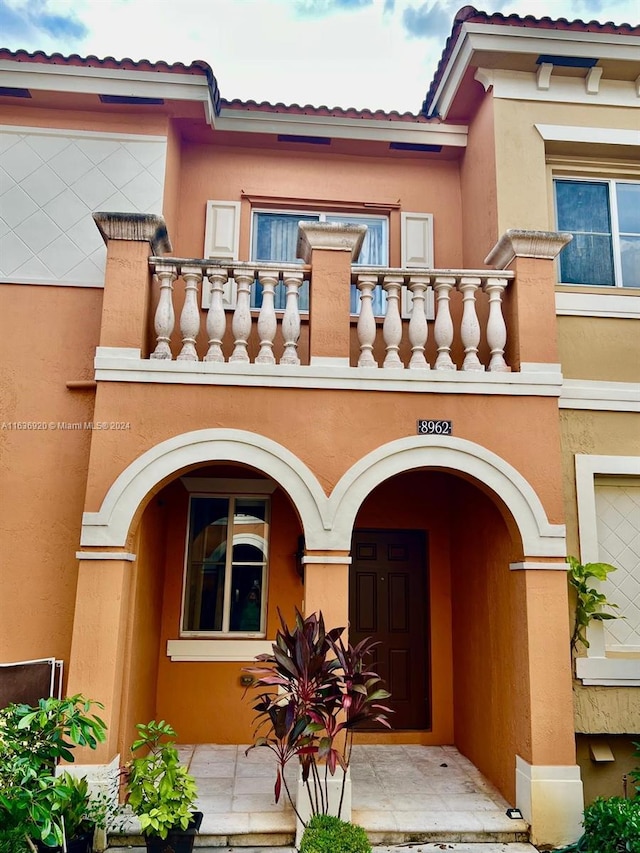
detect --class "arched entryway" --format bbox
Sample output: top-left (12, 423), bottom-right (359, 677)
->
top-left (68, 429), bottom-right (582, 843)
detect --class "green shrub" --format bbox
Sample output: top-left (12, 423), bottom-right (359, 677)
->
top-left (299, 814), bottom-right (371, 853)
top-left (0, 826), bottom-right (29, 853)
top-left (582, 796), bottom-right (640, 853)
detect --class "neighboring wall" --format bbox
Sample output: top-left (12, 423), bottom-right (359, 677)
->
top-left (0, 284), bottom-right (101, 666)
top-left (487, 93), bottom-right (639, 740)
top-left (0, 106), bottom-right (169, 684)
top-left (491, 98), bottom-right (638, 234)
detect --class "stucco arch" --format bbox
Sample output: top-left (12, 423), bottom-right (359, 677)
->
top-left (81, 430), bottom-right (564, 558)
top-left (80, 429), bottom-right (329, 548)
top-left (326, 436), bottom-right (566, 556)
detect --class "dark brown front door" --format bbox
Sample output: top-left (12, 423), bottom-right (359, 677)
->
top-left (350, 529), bottom-right (430, 730)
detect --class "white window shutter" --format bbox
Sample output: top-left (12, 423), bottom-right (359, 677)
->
top-left (401, 212), bottom-right (434, 319)
top-left (203, 201), bottom-right (241, 309)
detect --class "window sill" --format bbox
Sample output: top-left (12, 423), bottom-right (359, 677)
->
top-left (167, 638), bottom-right (272, 662)
top-left (575, 655), bottom-right (640, 687)
top-left (555, 286), bottom-right (640, 319)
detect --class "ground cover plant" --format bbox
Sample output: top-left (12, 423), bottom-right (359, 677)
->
top-left (299, 814), bottom-right (371, 853)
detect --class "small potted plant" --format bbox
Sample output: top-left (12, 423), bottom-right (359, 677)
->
top-left (32, 772), bottom-right (113, 853)
top-left (123, 720), bottom-right (202, 853)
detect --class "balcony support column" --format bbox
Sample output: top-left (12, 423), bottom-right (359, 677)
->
top-left (297, 222), bottom-right (366, 366)
top-left (93, 213), bottom-right (171, 356)
top-left (485, 230), bottom-right (571, 370)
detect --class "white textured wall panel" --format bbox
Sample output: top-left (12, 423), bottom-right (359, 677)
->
top-left (595, 482), bottom-right (640, 652)
top-left (0, 126), bottom-right (167, 287)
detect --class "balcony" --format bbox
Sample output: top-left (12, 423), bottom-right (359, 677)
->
top-left (93, 214), bottom-right (569, 396)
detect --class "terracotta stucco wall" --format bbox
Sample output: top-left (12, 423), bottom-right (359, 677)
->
top-left (82, 382), bottom-right (566, 530)
top-left (118, 495), bottom-right (167, 753)
top-left (0, 284), bottom-right (101, 670)
top-left (460, 92), bottom-right (498, 266)
top-left (450, 480), bottom-right (527, 803)
top-left (153, 477), bottom-right (303, 744)
top-left (0, 104), bottom-right (170, 138)
top-left (175, 141), bottom-right (463, 267)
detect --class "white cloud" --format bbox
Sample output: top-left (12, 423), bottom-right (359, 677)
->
top-left (1, 0), bottom-right (638, 113)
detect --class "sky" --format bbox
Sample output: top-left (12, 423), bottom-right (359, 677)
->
top-left (0, 0), bottom-right (638, 113)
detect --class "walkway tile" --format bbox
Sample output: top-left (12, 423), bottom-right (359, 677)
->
top-left (109, 743), bottom-right (530, 847)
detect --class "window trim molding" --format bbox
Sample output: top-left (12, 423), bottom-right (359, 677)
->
top-left (574, 454), bottom-right (640, 686)
top-left (555, 288), bottom-right (640, 319)
top-left (167, 638), bottom-right (273, 662)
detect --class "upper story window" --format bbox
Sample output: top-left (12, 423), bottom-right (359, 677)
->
top-left (182, 495), bottom-right (269, 636)
top-left (251, 210), bottom-right (388, 313)
top-left (203, 200), bottom-right (434, 316)
top-left (554, 179), bottom-right (640, 288)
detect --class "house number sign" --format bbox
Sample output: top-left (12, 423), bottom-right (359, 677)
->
top-left (417, 419), bottom-right (452, 435)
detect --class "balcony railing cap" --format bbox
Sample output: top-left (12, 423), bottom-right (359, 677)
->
top-left (94, 212), bottom-right (172, 254)
top-left (485, 229), bottom-right (573, 270)
top-left (297, 221), bottom-right (366, 263)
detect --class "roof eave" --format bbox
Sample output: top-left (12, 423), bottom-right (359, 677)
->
top-left (425, 21), bottom-right (640, 119)
top-left (0, 56), bottom-right (220, 124)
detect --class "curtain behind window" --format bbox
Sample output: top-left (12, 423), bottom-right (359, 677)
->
top-left (252, 212), bottom-right (388, 312)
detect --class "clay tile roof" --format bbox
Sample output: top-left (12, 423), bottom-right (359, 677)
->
top-left (422, 4), bottom-right (640, 116)
top-left (0, 48), bottom-right (220, 113)
top-left (220, 98), bottom-right (428, 122)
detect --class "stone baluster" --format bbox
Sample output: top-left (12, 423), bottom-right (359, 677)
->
top-left (204, 268), bottom-right (228, 363)
top-left (356, 274), bottom-right (379, 367)
top-left (433, 276), bottom-right (456, 370)
top-left (459, 276), bottom-right (484, 371)
top-left (177, 265), bottom-right (201, 361)
top-left (382, 275), bottom-right (404, 369)
top-left (280, 270), bottom-right (303, 365)
top-left (256, 270), bottom-right (278, 364)
top-left (230, 269), bottom-right (254, 363)
top-left (484, 276), bottom-right (510, 372)
top-left (150, 263), bottom-right (177, 360)
top-left (407, 275), bottom-right (430, 370)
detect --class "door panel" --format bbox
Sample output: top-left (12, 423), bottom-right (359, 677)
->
top-left (350, 530), bottom-right (430, 730)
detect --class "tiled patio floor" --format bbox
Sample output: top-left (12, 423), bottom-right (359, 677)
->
top-left (108, 743), bottom-right (531, 848)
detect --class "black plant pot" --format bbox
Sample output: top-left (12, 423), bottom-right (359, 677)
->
top-left (36, 829), bottom-right (94, 853)
top-left (143, 811), bottom-right (203, 853)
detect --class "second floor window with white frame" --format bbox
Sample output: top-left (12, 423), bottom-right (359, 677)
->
top-left (182, 495), bottom-right (269, 636)
top-left (251, 210), bottom-right (389, 313)
top-left (554, 178), bottom-right (640, 288)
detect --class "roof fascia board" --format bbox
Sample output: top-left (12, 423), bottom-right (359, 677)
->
top-left (430, 22), bottom-right (640, 119)
top-left (216, 108), bottom-right (468, 146)
top-left (0, 59), bottom-right (209, 88)
top-left (0, 59), bottom-right (215, 122)
top-left (463, 22), bottom-right (640, 54)
top-left (427, 30), bottom-right (474, 118)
